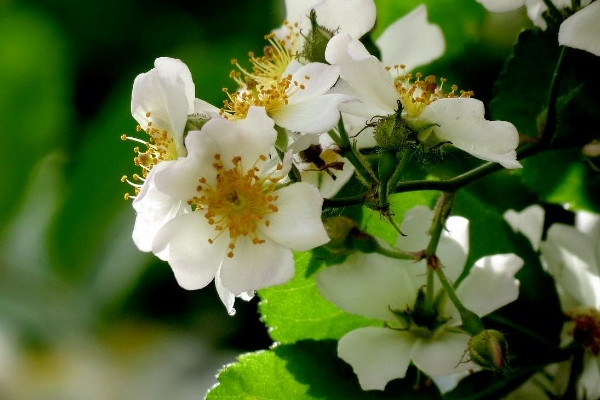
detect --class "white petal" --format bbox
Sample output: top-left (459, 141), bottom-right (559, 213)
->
top-left (316, 252), bottom-right (420, 321)
top-left (214, 271), bottom-right (254, 316)
top-left (215, 271), bottom-right (237, 316)
top-left (579, 353), bottom-right (600, 400)
top-left (559, 1), bottom-right (600, 56)
top-left (273, 94), bottom-right (350, 134)
top-left (412, 331), bottom-right (478, 376)
top-left (396, 205), bottom-right (435, 251)
top-left (153, 143), bottom-right (217, 202)
top-left (193, 98), bottom-right (220, 116)
top-left (260, 182), bottom-right (329, 251)
top-left (395, 206), bottom-right (469, 284)
top-left (417, 98), bottom-right (521, 169)
top-left (476, 0), bottom-right (525, 12)
top-left (219, 237), bottom-right (295, 295)
top-left (313, 0), bottom-right (376, 39)
top-left (503, 205), bottom-right (545, 250)
top-left (202, 107), bottom-right (277, 171)
top-left (541, 223), bottom-right (600, 309)
top-left (437, 215), bottom-right (470, 283)
top-left (325, 34), bottom-right (398, 114)
top-left (289, 63), bottom-right (341, 102)
top-left (338, 327), bottom-right (416, 390)
top-left (152, 213), bottom-right (226, 290)
top-left (131, 57), bottom-right (194, 155)
top-left (376, 5), bottom-right (445, 71)
top-left (132, 163), bottom-right (190, 255)
top-left (449, 254), bottom-right (524, 321)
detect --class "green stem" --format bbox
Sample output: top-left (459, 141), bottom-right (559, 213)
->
top-left (541, 46), bottom-right (569, 146)
top-left (374, 241), bottom-right (422, 261)
top-left (329, 120), bottom-right (378, 186)
top-left (541, 0), bottom-right (564, 21)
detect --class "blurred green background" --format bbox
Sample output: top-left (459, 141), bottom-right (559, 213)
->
top-left (0, 0), bottom-right (527, 398)
top-left (0, 0), bottom-right (280, 398)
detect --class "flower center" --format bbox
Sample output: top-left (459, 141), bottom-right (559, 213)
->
top-left (387, 65), bottom-right (473, 118)
top-left (568, 308), bottom-right (600, 355)
top-left (120, 111), bottom-right (179, 199)
top-left (220, 24), bottom-right (307, 119)
top-left (188, 153), bottom-right (282, 257)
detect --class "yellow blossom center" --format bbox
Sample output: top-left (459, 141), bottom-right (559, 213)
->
top-left (220, 22), bottom-right (307, 119)
top-left (188, 153), bottom-right (283, 257)
top-left (568, 308), bottom-right (600, 356)
top-left (120, 111), bottom-right (179, 199)
top-left (386, 65), bottom-right (474, 118)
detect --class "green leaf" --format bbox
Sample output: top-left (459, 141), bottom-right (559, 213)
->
top-left (207, 340), bottom-right (442, 400)
top-left (518, 148), bottom-right (600, 213)
top-left (259, 252), bottom-right (378, 344)
top-left (490, 29), bottom-right (561, 138)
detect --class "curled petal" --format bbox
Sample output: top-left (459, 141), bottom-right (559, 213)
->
top-left (326, 33), bottom-right (398, 115)
top-left (558, 1), bottom-right (600, 56)
top-left (338, 327), bottom-right (415, 390)
top-left (417, 98), bottom-right (521, 169)
top-left (131, 57), bottom-right (195, 155)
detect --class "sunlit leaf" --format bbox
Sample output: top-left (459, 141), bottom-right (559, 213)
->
top-left (207, 340), bottom-right (442, 400)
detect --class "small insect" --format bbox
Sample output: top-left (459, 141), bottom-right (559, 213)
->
top-left (298, 143), bottom-right (345, 180)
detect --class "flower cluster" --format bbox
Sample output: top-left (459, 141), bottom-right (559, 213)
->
top-left (117, 0), bottom-right (547, 394)
top-left (122, 1), bottom-right (522, 316)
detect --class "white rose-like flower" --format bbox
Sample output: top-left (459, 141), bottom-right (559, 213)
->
top-left (326, 30), bottom-right (521, 168)
top-left (151, 107), bottom-right (330, 314)
top-left (126, 57), bottom-right (219, 254)
top-left (476, 0), bottom-right (599, 56)
top-left (316, 206), bottom-right (523, 391)
top-left (540, 210), bottom-right (600, 399)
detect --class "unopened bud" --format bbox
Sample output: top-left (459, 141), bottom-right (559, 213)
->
top-left (468, 329), bottom-right (508, 372)
top-left (300, 9), bottom-right (336, 63)
top-left (373, 109), bottom-right (416, 152)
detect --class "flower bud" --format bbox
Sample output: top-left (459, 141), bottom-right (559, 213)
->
top-left (373, 110), bottom-right (416, 152)
top-left (468, 329), bottom-right (508, 372)
top-left (300, 9), bottom-right (336, 64)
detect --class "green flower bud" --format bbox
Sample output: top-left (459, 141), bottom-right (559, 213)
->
top-left (468, 329), bottom-right (508, 372)
top-left (373, 109), bottom-right (417, 152)
top-left (300, 9), bottom-right (336, 64)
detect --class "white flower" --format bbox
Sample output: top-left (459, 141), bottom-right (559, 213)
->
top-left (126, 57), bottom-right (219, 254)
top-left (222, 26), bottom-right (351, 134)
top-left (540, 209), bottom-right (600, 399)
top-left (151, 107), bottom-right (330, 314)
top-left (325, 31), bottom-right (521, 168)
top-left (477, 0), bottom-right (599, 56)
top-left (316, 205), bottom-right (523, 391)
